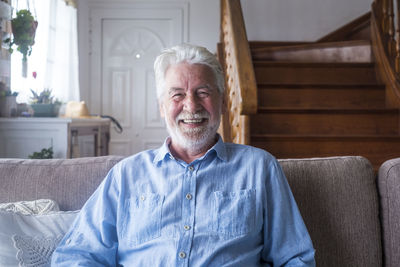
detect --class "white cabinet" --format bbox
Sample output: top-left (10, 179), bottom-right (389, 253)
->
top-left (0, 117), bottom-right (110, 158)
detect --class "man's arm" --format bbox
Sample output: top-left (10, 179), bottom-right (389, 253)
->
top-left (51, 169), bottom-right (120, 266)
top-left (262, 159), bottom-right (316, 266)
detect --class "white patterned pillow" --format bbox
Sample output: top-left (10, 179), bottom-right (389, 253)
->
top-left (0, 199), bottom-right (60, 215)
top-left (0, 209), bottom-right (79, 267)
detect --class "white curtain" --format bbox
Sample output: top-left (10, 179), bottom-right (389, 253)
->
top-left (11, 0), bottom-right (79, 104)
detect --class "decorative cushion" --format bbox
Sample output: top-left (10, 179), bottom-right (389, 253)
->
top-left (0, 199), bottom-right (59, 215)
top-left (0, 209), bottom-right (79, 267)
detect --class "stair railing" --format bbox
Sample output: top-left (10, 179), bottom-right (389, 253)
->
top-left (371, 0), bottom-right (400, 107)
top-left (218, 0), bottom-right (258, 144)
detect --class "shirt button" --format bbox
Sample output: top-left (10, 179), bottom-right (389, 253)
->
top-left (188, 166), bottom-right (194, 171)
top-left (140, 195), bottom-right (146, 201)
top-left (179, 251), bottom-right (186, 259)
top-left (66, 238), bottom-right (71, 244)
top-left (186, 193), bottom-right (192, 200)
top-left (184, 225), bottom-right (191, 230)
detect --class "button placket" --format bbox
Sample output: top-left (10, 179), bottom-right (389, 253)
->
top-left (176, 164), bottom-right (197, 265)
top-left (184, 168), bottom-right (194, 234)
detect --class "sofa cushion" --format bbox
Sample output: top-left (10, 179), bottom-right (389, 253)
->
top-left (0, 156), bottom-right (124, 211)
top-left (278, 156), bottom-right (382, 267)
top-left (378, 157), bottom-right (400, 267)
top-left (0, 209), bottom-right (79, 267)
top-left (0, 199), bottom-right (59, 215)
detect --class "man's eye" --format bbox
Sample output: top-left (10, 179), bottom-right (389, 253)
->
top-left (198, 91), bottom-right (209, 98)
top-left (172, 93), bottom-right (184, 99)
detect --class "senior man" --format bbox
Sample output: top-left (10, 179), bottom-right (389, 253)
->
top-left (52, 43), bottom-right (315, 266)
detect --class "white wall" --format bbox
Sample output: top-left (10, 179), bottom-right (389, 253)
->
top-left (186, 0), bottom-right (220, 51)
top-left (241, 0), bottom-right (373, 41)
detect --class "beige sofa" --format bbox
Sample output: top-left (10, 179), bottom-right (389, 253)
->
top-left (0, 155), bottom-right (399, 266)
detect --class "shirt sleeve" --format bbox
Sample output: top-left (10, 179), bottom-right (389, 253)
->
top-left (261, 159), bottom-right (316, 266)
top-left (51, 167), bottom-right (120, 266)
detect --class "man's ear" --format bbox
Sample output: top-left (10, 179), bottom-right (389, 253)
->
top-left (159, 100), bottom-right (165, 118)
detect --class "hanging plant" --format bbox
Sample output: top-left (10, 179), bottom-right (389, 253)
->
top-left (4, 9), bottom-right (38, 77)
top-left (7, 9), bottom-right (38, 60)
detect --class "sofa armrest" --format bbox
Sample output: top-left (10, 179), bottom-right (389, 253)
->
top-left (378, 157), bottom-right (400, 267)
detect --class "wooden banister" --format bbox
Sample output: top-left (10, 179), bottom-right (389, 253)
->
top-left (218, 0), bottom-right (258, 144)
top-left (395, 0), bottom-right (400, 72)
top-left (371, 0), bottom-right (400, 107)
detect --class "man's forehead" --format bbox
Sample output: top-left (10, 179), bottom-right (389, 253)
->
top-left (166, 62), bottom-right (213, 75)
top-left (165, 64), bottom-right (215, 83)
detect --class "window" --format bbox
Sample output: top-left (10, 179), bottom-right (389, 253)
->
top-left (11, 0), bottom-right (79, 104)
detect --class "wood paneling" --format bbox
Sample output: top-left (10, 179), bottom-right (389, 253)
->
top-left (254, 62), bottom-right (379, 85)
top-left (251, 135), bottom-right (400, 171)
top-left (251, 108), bottom-right (399, 135)
top-left (258, 84), bottom-right (386, 109)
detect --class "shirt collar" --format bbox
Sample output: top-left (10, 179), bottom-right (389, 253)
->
top-left (153, 134), bottom-right (228, 163)
top-left (153, 137), bottom-right (172, 163)
top-left (211, 134), bottom-right (227, 161)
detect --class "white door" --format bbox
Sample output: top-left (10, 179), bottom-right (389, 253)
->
top-left (90, 4), bottom-right (188, 156)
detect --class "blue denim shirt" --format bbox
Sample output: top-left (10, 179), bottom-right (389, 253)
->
top-left (52, 137), bottom-right (315, 266)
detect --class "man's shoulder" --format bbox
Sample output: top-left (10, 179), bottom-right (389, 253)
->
top-left (223, 142), bottom-right (276, 161)
top-left (113, 148), bottom-right (160, 169)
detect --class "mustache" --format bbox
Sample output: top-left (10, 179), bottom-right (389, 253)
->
top-left (176, 111), bottom-right (210, 121)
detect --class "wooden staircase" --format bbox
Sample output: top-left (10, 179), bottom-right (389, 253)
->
top-left (248, 40), bottom-right (400, 171)
top-left (219, 0), bottom-right (400, 172)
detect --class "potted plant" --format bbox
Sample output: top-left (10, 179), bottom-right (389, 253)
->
top-left (4, 9), bottom-right (38, 77)
top-left (28, 147), bottom-right (53, 159)
top-left (30, 88), bottom-right (61, 117)
top-left (0, 81), bottom-right (18, 117)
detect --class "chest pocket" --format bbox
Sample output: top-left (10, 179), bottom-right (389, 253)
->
top-left (121, 193), bottom-right (164, 246)
top-left (211, 189), bottom-right (256, 237)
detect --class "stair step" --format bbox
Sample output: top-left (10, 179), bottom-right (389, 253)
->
top-left (251, 40), bottom-right (371, 63)
top-left (254, 62), bottom-right (378, 85)
top-left (249, 41), bottom-right (312, 49)
top-left (250, 135), bottom-right (400, 171)
top-left (258, 84), bottom-right (386, 109)
top-left (251, 108), bottom-right (399, 135)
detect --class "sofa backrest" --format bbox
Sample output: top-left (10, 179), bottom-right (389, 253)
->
top-left (279, 156), bottom-right (382, 267)
top-left (0, 155), bottom-right (384, 266)
top-left (0, 156), bottom-right (124, 211)
top-left (378, 157), bottom-right (400, 267)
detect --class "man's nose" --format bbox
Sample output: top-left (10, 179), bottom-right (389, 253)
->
top-left (183, 94), bottom-right (201, 112)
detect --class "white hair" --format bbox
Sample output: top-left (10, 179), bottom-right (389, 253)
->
top-left (154, 43), bottom-right (225, 99)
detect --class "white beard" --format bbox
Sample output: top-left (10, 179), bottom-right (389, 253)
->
top-left (164, 109), bottom-right (221, 154)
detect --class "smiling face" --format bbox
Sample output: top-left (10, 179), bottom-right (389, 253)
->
top-left (159, 62), bottom-right (225, 155)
